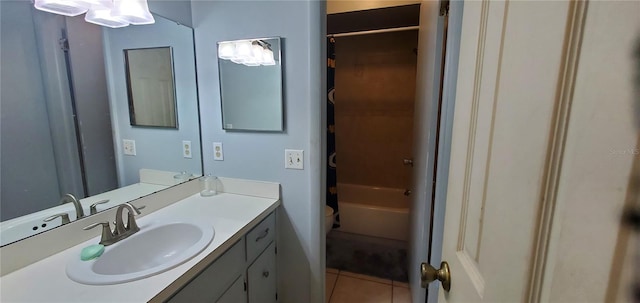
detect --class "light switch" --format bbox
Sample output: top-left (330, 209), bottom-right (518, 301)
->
top-left (285, 149), bottom-right (303, 170)
top-left (123, 139), bottom-right (136, 156)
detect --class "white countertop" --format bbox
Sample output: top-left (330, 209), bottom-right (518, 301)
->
top-left (0, 192), bottom-right (280, 302)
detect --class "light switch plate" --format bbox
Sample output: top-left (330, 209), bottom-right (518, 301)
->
top-left (285, 149), bottom-right (304, 170)
top-left (182, 140), bottom-right (192, 158)
top-left (213, 142), bottom-right (224, 161)
top-left (123, 139), bottom-right (136, 156)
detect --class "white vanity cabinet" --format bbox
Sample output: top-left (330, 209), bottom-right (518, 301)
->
top-left (247, 242), bottom-right (277, 303)
top-left (217, 276), bottom-right (247, 303)
top-left (245, 213), bottom-right (277, 303)
top-left (168, 212), bottom-right (277, 303)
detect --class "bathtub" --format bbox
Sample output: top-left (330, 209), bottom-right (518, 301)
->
top-left (335, 183), bottom-right (410, 241)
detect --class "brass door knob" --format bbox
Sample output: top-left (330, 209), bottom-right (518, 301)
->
top-left (421, 261), bottom-right (451, 291)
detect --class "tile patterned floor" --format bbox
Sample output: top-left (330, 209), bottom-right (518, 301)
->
top-left (326, 268), bottom-right (411, 303)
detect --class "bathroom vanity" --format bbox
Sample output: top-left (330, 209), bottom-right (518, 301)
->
top-left (0, 178), bottom-right (280, 302)
top-left (168, 212), bottom-right (277, 303)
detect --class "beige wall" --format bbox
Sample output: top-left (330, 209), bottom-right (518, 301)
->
top-left (334, 30), bottom-right (418, 189)
top-left (327, 0), bottom-right (420, 14)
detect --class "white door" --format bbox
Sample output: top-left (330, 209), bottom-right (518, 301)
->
top-left (424, 1), bottom-right (640, 302)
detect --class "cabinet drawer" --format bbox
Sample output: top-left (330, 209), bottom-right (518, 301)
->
top-left (216, 275), bottom-right (247, 303)
top-left (246, 213), bottom-right (275, 262)
top-left (168, 240), bottom-right (245, 302)
top-left (247, 242), bottom-right (277, 303)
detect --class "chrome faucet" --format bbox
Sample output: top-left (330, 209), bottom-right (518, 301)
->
top-left (59, 194), bottom-right (84, 220)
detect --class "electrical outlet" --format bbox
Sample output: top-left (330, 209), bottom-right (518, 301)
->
top-left (182, 140), bottom-right (192, 158)
top-left (213, 142), bottom-right (224, 161)
top-left (285, 149), bottom-right (304, 170)
top-left (123, 139), bottom-right (136, 156)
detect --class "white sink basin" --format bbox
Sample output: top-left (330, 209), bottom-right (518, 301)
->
top-left (66, 221), bottom-right (214, 285)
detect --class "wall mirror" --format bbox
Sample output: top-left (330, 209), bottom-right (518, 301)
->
top-left (217, 37), bottom-right (284, 131)
top-left (0, 2), bottom-right (202, 246)
top-left (125, 47), bottom-right (178, 128)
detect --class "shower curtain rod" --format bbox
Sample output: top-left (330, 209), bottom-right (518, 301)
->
top-left (327, 26), bottom-right (419, 38)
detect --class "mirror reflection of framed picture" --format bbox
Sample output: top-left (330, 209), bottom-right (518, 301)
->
top-left (124, 46), bottom-right (178, 128)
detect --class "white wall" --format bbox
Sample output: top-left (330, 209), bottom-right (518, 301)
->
top-left (103, 16), bottom-right (202, 186)
top-left (191, 1), bottom-right (324, 302)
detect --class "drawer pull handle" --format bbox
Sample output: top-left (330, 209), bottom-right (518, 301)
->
top-left (263, 271), bottom-right (270, 278)
top-left (255, 228), bottom-right (270, 242)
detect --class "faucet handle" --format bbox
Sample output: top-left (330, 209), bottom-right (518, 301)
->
top-left (89, 199), bottom-right (110, 215)
top-left (125, 203), bottom-right (144, 215)
top-left (84, 222), bottom-right (115, 246)
top-left (123, 203), bottom-right (143, 232)
top-left (44, 213), bottom-right (71, 225)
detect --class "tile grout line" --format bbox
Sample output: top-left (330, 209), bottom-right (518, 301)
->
top-left (391, 282), bottom-right (394, 303)
top-left (328, 270), bottom-right (340, 303)
top-left (328, 269), bottom-right (400, 303)
top-left (340, 271), bottom-right (393, 286)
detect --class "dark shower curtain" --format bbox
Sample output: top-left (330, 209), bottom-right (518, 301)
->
top-left (327, 37), bottom-right (339, 227)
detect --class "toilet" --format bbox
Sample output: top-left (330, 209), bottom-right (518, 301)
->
top-left (325, 206), bottom-right (335, 235)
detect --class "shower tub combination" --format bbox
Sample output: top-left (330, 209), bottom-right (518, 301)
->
top-left (335, 183), bottom-right (410, 242)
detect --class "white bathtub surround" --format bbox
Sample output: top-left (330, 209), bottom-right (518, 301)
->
top-left (336, 183), bottom-right (410, 241)
top-left (0, 177), bottom-right (279, 276)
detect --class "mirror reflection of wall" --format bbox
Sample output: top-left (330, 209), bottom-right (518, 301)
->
top-left (218, 37), bottom-right (284, 131)
top-left (0, 1), bottom-right (203, 245)
top-left (1, 1), bottom-right (117, 221)
top-left (104, 15), bottom-right (202, 186)
top-left (124, 47), bottom-right (178, 128)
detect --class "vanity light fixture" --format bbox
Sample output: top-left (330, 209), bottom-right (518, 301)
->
top-left (34, 0), bottom-right (90, 16)
top-left (85, 6), bottom-right (129, 28)
top-left (261, 47), bottom-right (276, 66)
top-left (34, 0), bottom-right (154, 28)
top-left (111, 0), bottom-right (155, 25)
top-left (218, 40), bottom-right (277, 67)
top-left (218, 42), bottom-right (235, 60)
top-left (232, 40), bottom-right (252, 64)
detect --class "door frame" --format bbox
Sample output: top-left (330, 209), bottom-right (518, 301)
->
top-left (425, 1), bottom-right (464, 302)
